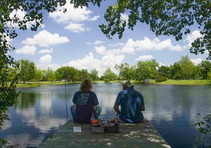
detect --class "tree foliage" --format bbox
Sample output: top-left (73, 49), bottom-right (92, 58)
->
top-left (19, 59), bottom-right (36, 83)
top-left (136, 59), bottom-right (159, 80)
top-left (99, 0), bottom-right (211, 59)
top-left (102, 67), bottom-right (118, 82)
top-left (90, 69), bottom-right (99, 81)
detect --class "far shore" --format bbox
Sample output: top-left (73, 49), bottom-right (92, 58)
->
top-left (15, 79), bottom-right (210, 88)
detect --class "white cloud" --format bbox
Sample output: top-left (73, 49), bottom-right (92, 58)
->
top-left (65, 23), bottom-right (90, 33)
top-left (135, 55), bottom-right (154, 61)
top-left (16, 45), bottom-right (36, 55)
top-left (37, 64), bottom-right (61, 70)
top-left (39, 54), bottom-right (52, 64)
top-left (108, 42), bottom-right (124, 47)
top-left (88, 15), bottom-right (100, 21)
top-left (49, 3), bottom-right (99, 23)
top-left (95, 46), bottom-right (121, 55)
top-left (22, 30), bottom-right (69, 47)
top-left (191, 58), bottom-right (203, 65)
top-left (39, 48), bottom-right (53, 54)
top-left (95, 37), bottom-right (186, 57)
top-left (68, 52), bottom-right (125, 76)
top-left (121, 38), bottom-right (136, 54)
top-left (37, 54), bottom-right (61, 70)
top-left (95, 46), bottom-right (106, 54)
top-left (186, 30), bottom-right (202, 47)
top-left (94, 40), bottom-right (104, 45)
top-left (170, 44), bottom-right (184, 51)
top-left (121, 37), bottom-right (186, 52)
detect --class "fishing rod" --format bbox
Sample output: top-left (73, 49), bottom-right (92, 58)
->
top-left (64, 70), bottom-right (68, 122)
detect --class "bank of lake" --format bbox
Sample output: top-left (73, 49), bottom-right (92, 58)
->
top-left (15, 79), bottom-right (210, 88)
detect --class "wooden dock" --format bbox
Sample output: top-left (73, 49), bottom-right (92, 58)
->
top-left (39, 119), bottom-right (171, 148)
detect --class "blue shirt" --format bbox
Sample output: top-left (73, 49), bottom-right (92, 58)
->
top-left (115, 87), bottom-right (144, 123)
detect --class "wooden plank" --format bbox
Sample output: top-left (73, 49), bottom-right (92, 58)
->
top-left (39, 119), bottom-right (171, 148)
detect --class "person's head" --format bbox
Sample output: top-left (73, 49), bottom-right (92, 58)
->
top-left (122, 80), bottom-right (133, 90)
top-left (80, 79), bottom-right (92, 92)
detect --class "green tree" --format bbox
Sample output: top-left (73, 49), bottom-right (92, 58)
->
top-left (179, 56), bottom-right (196, 79)
top-left (171, 62), bottom-right (182, 79)
top-left (136, 60), bottom-right (159, 80)
top-left (28, 62), bottom-right (36, 81)
top-left (116, 63), bottom-right (133, 80)
top-left (55, 66), bottom-right (79, 82)
top-left (90, 69), bottom-right (99, 81)
top-left (19, 60), bottom-right (36, 83)
top-left (99, 0), bottom-right (211, 59)
top-left (200, 61), bottom-right (211, 79)
top-left (35, 69), bottom-right (43, 82)
top-left (46, 68), bottom-right (55, 81)
top-left (158, 66), bottom-right (172, 79)
top-left (79, 69), bottom-right (91, 80)
top-left (102, 68), bottom-right (118, 81)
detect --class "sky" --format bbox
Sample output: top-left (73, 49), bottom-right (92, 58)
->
top-left (8, 1), bottom-right (209, 76)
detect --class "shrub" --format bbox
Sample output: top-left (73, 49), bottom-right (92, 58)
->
top-left (104, 79), bottom-right (110, 83)
top-left (156, 76), bottom-right (168, 82)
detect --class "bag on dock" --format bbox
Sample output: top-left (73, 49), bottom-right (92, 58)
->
top-left (91, 119), bottom-right (119, 133)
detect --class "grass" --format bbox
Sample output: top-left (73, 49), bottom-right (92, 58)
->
top-left (15, 79), bottom-right (210, 88)
top-left (156, 79), bottom-right (210, 85)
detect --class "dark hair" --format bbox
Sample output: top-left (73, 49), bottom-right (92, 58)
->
top-left (80, 79), bottom-right (92, 92)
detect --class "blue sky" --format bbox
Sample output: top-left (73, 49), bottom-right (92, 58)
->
top-left (8, 1), bottom-right (208, 76)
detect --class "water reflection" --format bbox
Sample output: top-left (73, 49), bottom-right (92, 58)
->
top-left (0, 84), bottom-right (210, 147)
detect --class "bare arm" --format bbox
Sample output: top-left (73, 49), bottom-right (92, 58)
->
top-left (93, 105), bottom-right (97, 111)
top-left (114, 104), bottom-right (121, 115)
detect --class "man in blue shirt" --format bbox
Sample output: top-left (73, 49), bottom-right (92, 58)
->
top-left (114, 80), bottom-right (145, 123)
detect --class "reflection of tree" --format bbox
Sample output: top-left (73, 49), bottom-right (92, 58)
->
top-left (15, 93), bottom-right (40, 109)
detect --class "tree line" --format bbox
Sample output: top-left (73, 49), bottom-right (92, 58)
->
top-left (8, 56), bottom-right (211, 83)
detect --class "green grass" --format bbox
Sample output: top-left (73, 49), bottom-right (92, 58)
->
top-left (15, 79), bottom-right (210, 88)
top-left (156, 79), bottom-right (210, 85)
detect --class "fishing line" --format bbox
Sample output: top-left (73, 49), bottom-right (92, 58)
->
top-left (65, 73), bottom-right (68, 122)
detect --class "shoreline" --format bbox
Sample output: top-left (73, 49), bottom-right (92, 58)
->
top-left (16, 80), bottom-right (210, 88)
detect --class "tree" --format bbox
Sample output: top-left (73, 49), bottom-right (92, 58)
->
top-left (171, 62), bottom-right (183, 79)
top-left (55, 66), bottom-right (79, 82)
top-left (102, 68), bottom-right (118, 81)
top-left (200, 61), bottom-right (211, 79)
top-left (116, 63), bottom-right (130, 80)
top-left (158, 66), bottom-right (172, 79)
top-left (179, 56), bottom-right (196, 79)
top-left (19, 59), bottom-right (36, 83)
top-left (136, 59), bottom-right (159, 80)
top-left (35, 69), bottom-right (43, 82)
top-left (79, 69), bottom-right (91, 80)
top-left (99, 0), bottom-right (211, 59)
top-left (45, 68), bottom-right (55, 81)
top-left (90, 69), bottom-right (99, 81)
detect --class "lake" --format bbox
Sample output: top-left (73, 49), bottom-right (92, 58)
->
top-left (0, 83), bottom-right (211, 147)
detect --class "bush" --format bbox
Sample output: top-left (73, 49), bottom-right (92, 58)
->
top-left (156, 76), bottom-right (168, 82)
top-left (104, 79), bottom-right (110, 83)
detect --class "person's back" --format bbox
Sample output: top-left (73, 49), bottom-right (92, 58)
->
top-left (71, 79), bottom-right (101, 124)
top-left (72, 90), bottom-right (98, 123)
top-left (114, 80), bottom-right (145, 123)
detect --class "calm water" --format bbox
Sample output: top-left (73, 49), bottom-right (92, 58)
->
top-left (0, 83), bottom-right (211, 147)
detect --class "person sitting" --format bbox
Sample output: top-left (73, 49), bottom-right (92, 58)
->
top-left (114, 80), bottom-right (145, 123)
top-left (70, 79), bottom-right (101, 124)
